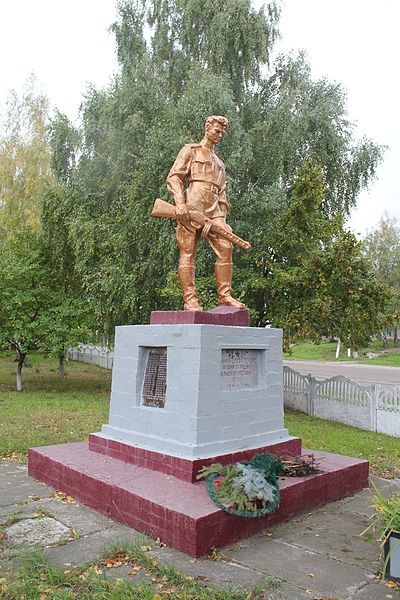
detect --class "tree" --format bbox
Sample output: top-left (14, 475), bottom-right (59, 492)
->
top-left (364, 214), bottom-right (400, 347)
top-left (112, 0), bottom-right (280, 103)
top-left (41, 182), bottom-right (96, 377)
top-left (38, 295), bottom-right (95, 378)
top-left (48, 110), bottom-right (80, 184)
top-left (235, 159), bottom-right (390, 347)
top-left (0, 229), bottom-right (95, 389)
top-left (44, 0), bottom-right (384, 342)
top-left (0, 230), bottom-right (52, 390)
top-left (0, 76), bottom-right (53, 235)
top-left (304, 231), bottom-right (391, 351)
top-left (0, 80), bottom-right (96, 385)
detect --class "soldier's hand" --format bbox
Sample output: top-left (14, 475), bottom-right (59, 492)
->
top-left (176, 204), bottom-right (191, 225)
top-left (224, 223), bottom-right (233, 233)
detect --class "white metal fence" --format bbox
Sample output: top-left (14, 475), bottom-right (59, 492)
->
top-left (68, 346), bottom-right (400, 437)
top-left (68, 345), bottom-right (114, 370)
top-left (284, 366), bottom-right (400, 437)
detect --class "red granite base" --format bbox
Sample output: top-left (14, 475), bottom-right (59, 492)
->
top-left (88, 434), bottom-right (302, 482)
top-left (150, 306), bottom-right (250, 326)
top-left (28, 442), bottom-right (369, 557)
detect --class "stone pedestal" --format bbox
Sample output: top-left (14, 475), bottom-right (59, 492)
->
top-left (28, 310), bottom-right (369, 556)
top-left (96, 323), bottom-right (291, 459)
top-left (28, 442), bottom-right (369, 557)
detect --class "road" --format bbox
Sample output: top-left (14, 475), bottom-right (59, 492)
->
top-left (283, 360), bottom-right (400, 385)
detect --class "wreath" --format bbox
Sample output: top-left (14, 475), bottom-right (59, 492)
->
top-left (196, 453), bottom-right (284, 518)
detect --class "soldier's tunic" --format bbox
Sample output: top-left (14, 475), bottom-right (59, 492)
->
top-left (166, 143), bottom-right (232, 265)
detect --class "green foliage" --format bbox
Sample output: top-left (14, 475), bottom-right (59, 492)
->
top-left (37, 295), bottom-right (95, 361)
top-left (362, 481), bottom-right (400, 541)
top-left (48, 110), bottom-right (80, 183)
top-left (0, 79), bottom-right (96, 387)
top-left (42, 1), bottom-right (384, 339)
top-left (0, 228), bottom-right (95, 388)
top-left (240, 158), bottom-right (390, 346)
top-left (361, 481), bottom-right (400, 579)
top-left (113, 0), bottom-right (279, 103)
top-left (364, 214), bottom-right (400, 339)
top-left (302, 230), bottom-right (391, 349)
top-left (0, 229), bottom-right (53, 355)
top-left (364, 214), bottom-right (400, 287)
top-left (0, 75), bottom-right (53, 234)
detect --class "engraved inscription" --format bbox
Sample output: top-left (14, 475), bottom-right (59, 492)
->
top-left (221, 349), bottom-right (259, 391)
top-left (142, 348), bottom-right (167, 407)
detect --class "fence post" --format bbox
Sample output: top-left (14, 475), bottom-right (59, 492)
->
top-left (370, 384), bottom-right (378, 432)
top-left (307, 374), bottom-right (315, 417)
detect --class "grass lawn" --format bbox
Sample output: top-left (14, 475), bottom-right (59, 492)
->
top-left (285, 408), bottom-right (400, 480)
top-left (1, 352), bottom-right (399, 479)
top-left (0, 351), bottom-right (111, 461)
top-left (0, 543), bottom-right (270, 600)
top-left (284, 339), bottom-right (400, 366)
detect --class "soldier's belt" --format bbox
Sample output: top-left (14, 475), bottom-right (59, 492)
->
top-left (151, 198), bottom-right (251, 251)
top-left (189, 180), bottom-right (220, 194)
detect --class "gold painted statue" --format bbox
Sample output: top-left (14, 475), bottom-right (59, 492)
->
top-left (152, 116), bottom-right (251, 312)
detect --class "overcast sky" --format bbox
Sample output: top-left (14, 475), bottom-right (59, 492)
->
top-left (0, 0), bottom-right (398, 236)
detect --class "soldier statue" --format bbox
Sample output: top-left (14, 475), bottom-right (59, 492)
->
top-left (165, 115), bottom-right (246, 312)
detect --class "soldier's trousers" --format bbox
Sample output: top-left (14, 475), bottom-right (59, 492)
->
top-left (176, 217), bottom-right (233, 267)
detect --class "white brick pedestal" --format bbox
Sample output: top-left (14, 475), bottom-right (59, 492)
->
top-left (98, 324), bottom-right (291, 459)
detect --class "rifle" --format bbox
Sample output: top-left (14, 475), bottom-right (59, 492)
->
top-left (151, 198), bottom-right (251, 251)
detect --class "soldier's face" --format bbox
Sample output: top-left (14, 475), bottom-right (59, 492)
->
top-left (206, 122), bottom-right (225, 145)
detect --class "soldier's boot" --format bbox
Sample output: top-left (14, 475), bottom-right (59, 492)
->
top-left (178, 266), bottom-right (204, 311)
top-left (215, 262), bottom-right (245, 308)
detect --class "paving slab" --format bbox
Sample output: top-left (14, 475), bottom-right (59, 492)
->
top-left (0, 479), bottom-right (53, 506)
top-left (369, 475), bottom-right (398, 497)
top-left (6, 496), bottom-right (116, 536)
top-left (1, 461), bottom-right (399, 599)
top-left (95, 545), bottom-right (312, 599)
top-left (151, 544), bottom-right (271, 589)
top-left (44, 524), bottom-right (145, 568)
top-left (265, 523), bottom-right (380, 570)
top-left (337, 488), bottom-right (375, 516)
top-left (352, 579), bottom-right (399, 599)
top-left (0, 470), bottom-right (32, 485)
top-left (260, 585), bottom-right (320, 599)
top-left (4, 516), bottom-right (71, 548)
top-left (0, 462), bottom-right (53, 506)
top-left (0, 462), bottom-right (28, 475)
top-left (299, 505), bottom-right (373, 536)
top-left (224, 534), bottom-right (376, 598)
top-left (272, 504), bottom-right (368, 538)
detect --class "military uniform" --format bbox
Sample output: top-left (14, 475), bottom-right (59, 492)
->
top-left (166, 141), bottom-right (244, 311)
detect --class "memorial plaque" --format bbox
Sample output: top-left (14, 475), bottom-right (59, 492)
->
top-left (220, 349), bottom-right (259, 391)
top-left (142, 348), bottom-right (167, 407)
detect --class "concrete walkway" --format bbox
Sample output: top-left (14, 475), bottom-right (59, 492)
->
top-left (284, 360), bottom-right (400, 385)
top-left (1, 460), bottom-right (399, 600)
